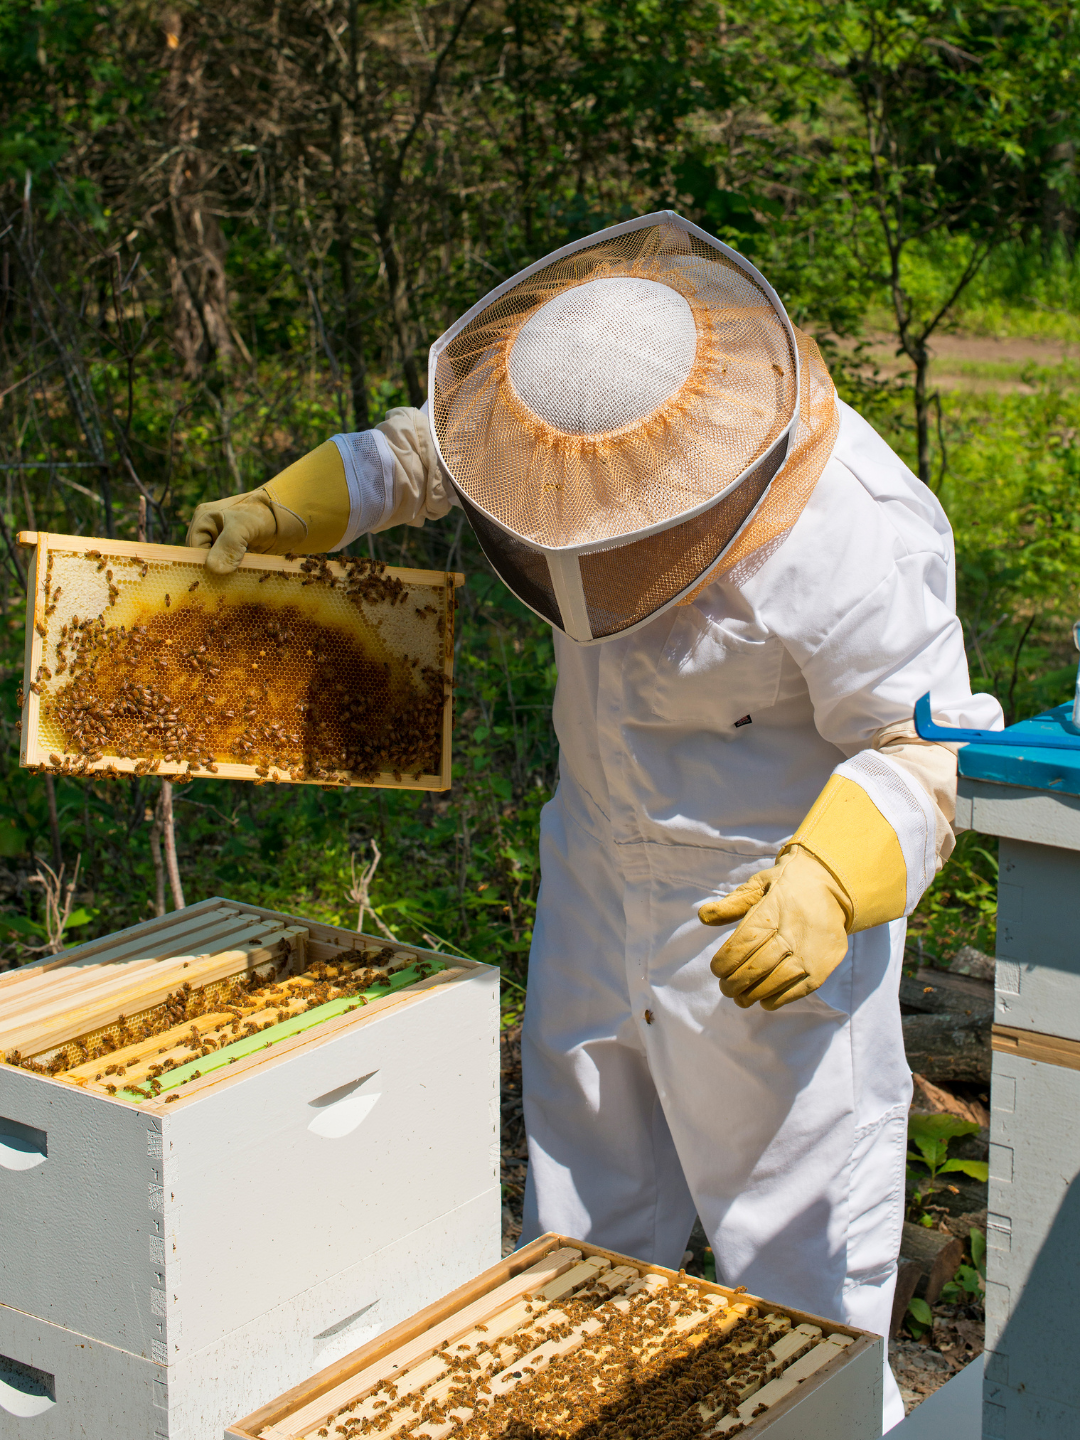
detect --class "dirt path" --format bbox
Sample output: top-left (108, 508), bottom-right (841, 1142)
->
top-left (840, 330), bottom-right (1079, 392)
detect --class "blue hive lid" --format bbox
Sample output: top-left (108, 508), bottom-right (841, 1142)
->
top-left (957, 704), bottom-right (1080, 798)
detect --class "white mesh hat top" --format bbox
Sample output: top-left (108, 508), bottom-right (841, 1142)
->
top-left (507, 277), bottom-right (699, 435)
top-left (429, 212), bottom-right (839, 643)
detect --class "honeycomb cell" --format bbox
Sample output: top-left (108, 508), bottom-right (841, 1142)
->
top-left (27, 544), bottom-right (454, 788)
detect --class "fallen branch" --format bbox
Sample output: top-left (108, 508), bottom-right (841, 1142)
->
top-left (347, 841), bottom-right (397, 940)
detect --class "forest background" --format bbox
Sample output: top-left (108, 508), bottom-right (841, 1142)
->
top-left (1, 0), bottom-right (1079, 1012)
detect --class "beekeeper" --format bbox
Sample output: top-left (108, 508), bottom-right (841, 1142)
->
top-left (188, 213), bottom-right (1001, 1429)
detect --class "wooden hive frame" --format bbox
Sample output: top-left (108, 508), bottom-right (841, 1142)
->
top-left (18, 531), bottom-right (464, 792)
top-left (226, 1233), bottom-right (883, 1440)
top-left (0, 895), bottom-right (477, 1111)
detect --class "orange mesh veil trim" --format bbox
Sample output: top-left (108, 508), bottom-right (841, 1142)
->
top-left (577, 441), bottom-right (787, 637)
top-left (433, 221), bottom-right (798, 549)
top-left (677, 329), bottom-right (838, 603)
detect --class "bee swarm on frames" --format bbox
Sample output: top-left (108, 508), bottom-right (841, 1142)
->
top-left (17, 533), bottom-right (462, 791)
top-left (232, 1240), bottom-right (879, 1440)
top-left (0, 902), bottom-right (449, 1103)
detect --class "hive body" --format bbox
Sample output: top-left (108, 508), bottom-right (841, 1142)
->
top-left (954, 775), bottom-right (1080, 1437)
top-left (227, 1236), bottom-right (884, 1440)
top-left (0, 900), bottom-right (501, 1440)
top-left (18, 533), bottom-right (461, 790)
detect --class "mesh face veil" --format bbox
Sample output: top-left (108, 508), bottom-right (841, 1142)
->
top-left (429, 211), bottom-right (839, 643)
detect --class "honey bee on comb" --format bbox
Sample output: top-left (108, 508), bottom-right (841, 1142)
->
top-left (19, 536), bottom-right (460, 790)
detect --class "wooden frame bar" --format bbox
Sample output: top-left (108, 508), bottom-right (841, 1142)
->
top-left (0, 936), bottom-right (294, 1062)
top-left (0, 913), bottom-right (285, 1023)
top-left (0, 896), bottom-right (234, 990)
top-left (18, 531), bottom-right (464, 792)
top-left (992, 1022), bottom-right (1080, 1073)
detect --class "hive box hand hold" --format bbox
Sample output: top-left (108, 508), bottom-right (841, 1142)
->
top-left (17, 531), bottom-right (464, 791)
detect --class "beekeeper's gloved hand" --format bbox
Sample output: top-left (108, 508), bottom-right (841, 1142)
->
top-left (698, 776), bottom-right (906, 1010)
top-left (187, 441), bottom-right (350, 575)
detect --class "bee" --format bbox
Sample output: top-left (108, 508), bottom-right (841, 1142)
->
top-left (164, 594), bottom-right (171, 607)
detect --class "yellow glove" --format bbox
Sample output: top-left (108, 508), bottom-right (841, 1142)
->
top-left (698, 775), bottom-right (907, 1010)
top-left (186, 441), bottom-right (350, 575)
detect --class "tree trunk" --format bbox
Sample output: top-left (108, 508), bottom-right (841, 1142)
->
top-left (159, 780), bottom-right (186, 910)
top-left (913, 345), bottom-right (933, 486)
top-left (374, 212), bottom-right (424, 407)
top-left (161, 19), bottom-right (237, 378)
top-left (43, 773), bottom-right (62, 871)
top-left (513, 0), bottom-right (533, 249)
top-left (148, 800), bottom-right (166, 917)
top-left (330, 103), bottom-right (370, 429)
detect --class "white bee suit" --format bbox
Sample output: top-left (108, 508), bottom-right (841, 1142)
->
top-left (330, 397), bottom-right (1002, 1432)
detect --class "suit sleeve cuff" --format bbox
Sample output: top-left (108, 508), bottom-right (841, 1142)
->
top-left (329, 429), bottom-right (396, 546)
top-left (835, 749), bottom-right (937, 914)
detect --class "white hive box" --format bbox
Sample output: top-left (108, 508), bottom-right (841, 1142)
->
top-left (226, 1235), bottom-right (884, 1440)
top-left (956, 726), bottom-right (1080, 1437)
top-left (0, 898), bottom-right (500, 1440)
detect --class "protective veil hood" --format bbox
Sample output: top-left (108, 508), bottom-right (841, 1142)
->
top-left (428, 211), bottom-right (838, 643)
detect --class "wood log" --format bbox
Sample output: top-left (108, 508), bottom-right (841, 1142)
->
top-left (907, 1172), bottom-right (988, 1221)
top-left (902, 1011), bottom-right (991, 1084)
top-left (911, 1073), bottom-right (990, 1127)
top-left (899, 966), bottom-right (993, 1019)
top-left (890, 1260), bottom-right (924, 1339)
top-left (949, 946), bottom-right (996, 982)
top-left (898, 1220), bottom-right (964, 1306)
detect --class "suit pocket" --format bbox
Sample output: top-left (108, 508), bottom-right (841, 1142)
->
top-left (649, 605), bottom-right (783, 730)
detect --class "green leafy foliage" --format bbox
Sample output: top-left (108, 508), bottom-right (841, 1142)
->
top-left (971, 1227), bottom-right (987, 1280)
top-left (906, 1296), bottom-right (934, 1337)
top-left (907, 1114), bottom-right (990, 1216)
top-left (910, 831), bottom-right (999, 964)
top-left (940, 1227), bottom-right (988, 1304)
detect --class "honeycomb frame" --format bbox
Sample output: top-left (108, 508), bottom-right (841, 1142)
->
top-left (18, 532), bottom-right (463, 791)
